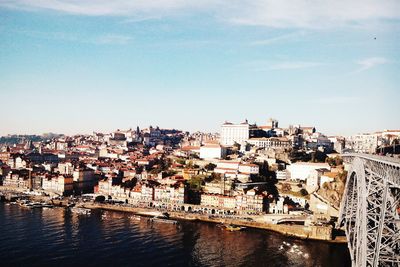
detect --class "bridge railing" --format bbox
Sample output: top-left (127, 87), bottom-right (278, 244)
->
top-left (339, 153), bottom-right (400, 267)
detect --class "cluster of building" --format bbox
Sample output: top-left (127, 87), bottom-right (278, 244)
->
top-left (201, 189), bottom-right (266, 214)
top-left (219, 118), bottom-right (328, 152)
top-left (0, 127), bottom-right (182, 196)
top-left (345, 130), bottom-right (400, 154)
top-left (1, 118), bottom-right (399, 220)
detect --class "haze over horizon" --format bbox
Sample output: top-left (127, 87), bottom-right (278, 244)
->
top-left (1, 1), bottom-right (399, 136)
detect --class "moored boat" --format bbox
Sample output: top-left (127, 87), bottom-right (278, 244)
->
top-left (30, 202), bottom-right (44, 209)
top-left (70, 207), bottom-right (91, 215)
top-left (129, 215), bottom-right (141, 221)
top-left (149, 217), bottom-right (179, 225)
top-left (223, 224), bottom-right (246, 231)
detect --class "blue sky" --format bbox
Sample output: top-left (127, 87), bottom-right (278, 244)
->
top-left (0, 1), bottom-right (399, 136)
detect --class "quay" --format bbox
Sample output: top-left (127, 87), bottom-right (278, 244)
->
top-left (81, 202), bottom-right (347, 243)
top-left (0, 188), bottom-right (346, 243)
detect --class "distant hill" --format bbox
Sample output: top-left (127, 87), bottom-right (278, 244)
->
top-left (0, 134), bottom-right (63, 145)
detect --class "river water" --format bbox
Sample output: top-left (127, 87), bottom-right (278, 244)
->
top-left (0, 203), bottom-right (350, 267)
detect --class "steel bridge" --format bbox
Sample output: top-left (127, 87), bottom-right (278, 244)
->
top-left (339, 153), bottom-right (400, 267)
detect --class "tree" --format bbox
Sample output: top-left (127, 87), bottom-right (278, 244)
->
top-left (326, 156), bottom-right (343, 167)
top-left (162, 170), bottom-right (177, 178)
top-left (258, 161), bottom-right (269, 177)
top-left (204, 163), bottom-right (217, 171)
top-left (187, 160), bottom-right (194, 168)
top-left (188, 175), bottom-right (204, 190)
top-left (205, 172), bottom-right (221, 182)
top-left (253, 161), bottom-right (279, 198)
top-left (123, 178), bottom-right (138, 188)
top-left (176, 158), bottom-right (186, 165)
top-left (159, 156), bottom-right (171, 171)
top-left (338, 170), bottom-right (347, 183)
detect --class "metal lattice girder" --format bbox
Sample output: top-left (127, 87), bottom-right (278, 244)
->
top-left (339, 154), bottom-right (400, 267)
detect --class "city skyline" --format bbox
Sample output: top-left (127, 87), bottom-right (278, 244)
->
top-left (1, 1), bottom-right (399, 136)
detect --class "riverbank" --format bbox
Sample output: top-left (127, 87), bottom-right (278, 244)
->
top-left (0, 187), bottom-right (346, 243)
top-left (81, 202), bottom-right (347, 243)
top-left (0, 202), bottom-right (352, 267)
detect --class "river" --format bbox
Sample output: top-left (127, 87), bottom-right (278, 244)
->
top-left (0, 203), bottom-right (350, 266)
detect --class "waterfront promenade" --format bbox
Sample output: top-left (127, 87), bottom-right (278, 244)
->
top-left (81, 202), bottom-right (346, 243)
top-left (0, 187), bottom-right (346, 243)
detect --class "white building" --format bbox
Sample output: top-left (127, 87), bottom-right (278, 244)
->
top-left (287, 162), bottom-right (331, 182)
top-left (381, 129), bottom-right (400, 139)
top-left (199, 144), bottom-right (226, 159)
top-left (214, 160), bottom-right (259, 182)
top-left (347, 133), bottom-right (379, 154)
top-left (42, 175), bottom-right (74, 196)
top-left (58, 162), bottom-right (74, 175)
top-left (238, 163), bottom-right (259, 174)
top-left (248, 137), bottom-right (291, 149)
top-left (200, 193), bottom-right (236, 209)
top-left (269, 197), bottom-right (288, 214)
top-left (215, 160), bottom-right (240, 170)
top-left (154, 185), bottom-right (185, 204)
top-left (220, 120), bottom-right (253, 146)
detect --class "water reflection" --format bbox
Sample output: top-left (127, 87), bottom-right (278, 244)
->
top-left (0, 203), bottom-right (350, 267)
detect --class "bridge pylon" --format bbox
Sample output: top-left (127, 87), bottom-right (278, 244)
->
top-left (339, 154), bottom-right (400, 267)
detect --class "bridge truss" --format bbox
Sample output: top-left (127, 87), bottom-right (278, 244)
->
top-left (339, 154), bottom-right (400, 267)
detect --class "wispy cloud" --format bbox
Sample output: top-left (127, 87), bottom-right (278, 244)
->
top-left (225, 0), bottom-right (400, 29)
top-left (0, 1), bottom-right (215, 16)
top-left (250, 31), bottom-right (306, 46)
top-left (355, 57), bottom-right (388, 73)
top-left (1, 1), bottom-right (399, 29)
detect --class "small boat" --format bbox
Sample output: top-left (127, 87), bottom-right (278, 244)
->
top-left (30, 202), bottom-right (44, 209)
top-left (70, 207), bottom-right (91, 215)
top-left (18, 200), bottom-right (32, 208)
top-left (149, 217), bottom-right (179, 225)
top-left (130, 215), bottom-right (141, 221)
top-left (224, 224), bottom-right (246, 231)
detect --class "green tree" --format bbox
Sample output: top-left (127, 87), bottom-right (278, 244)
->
top-left (188, 175), bottom-right (204, 190)
top-left (204, 163), bottom-right (217, 171)
top-left (176, 158), bottom-right (186, 165)
top-left (254, 161), bottom-right (279, 198)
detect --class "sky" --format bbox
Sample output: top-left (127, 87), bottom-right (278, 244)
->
top-left (0, 0), bottom-right (399, 136)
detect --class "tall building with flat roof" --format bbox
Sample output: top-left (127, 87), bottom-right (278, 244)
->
top-left (220, 120), bottom-right (253, 146)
